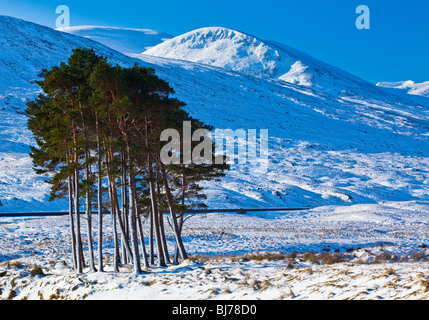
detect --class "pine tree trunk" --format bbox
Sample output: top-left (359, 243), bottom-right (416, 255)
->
top-left (106, 150), bottom-right (120, 272)
top-left (136, 211), bottom-right (149, 268)
top-left (174, 175), bottom-right (186, 264)
top-left (156, 169), bottom-right (171, 264)
top-left (86, 194), bottom-right (96, 272)
top-left (127, 146), bottom-right (142, 274)
top-left (74, 167), bottom-right (84, 273)
top-left (68, 175), bottom-right (77, 270)
top-left (113, 185), bottom-right (134, 260)
top-left (96, 115), bottom-right (104, 272)
top-left (85, 153), bottom-right (97, 272)
top-left (158, 204), bottom-right (171, 264)
top-left (155, 172), bottom-right (171, 263)
top-left (174, 213), bottom-right (185, 265)
top-left (149, 206), bottom-right (154, 265)
top-left (148, 159), bottom-right (167, 267)
top-left (160, 163), bottom-right (188, 261)
top-left (108, 173), bottom-right (120, 272)
top-left (121, 157), bottom-right (129, 264)
top-left (107, 146), bottom-right (133, 262)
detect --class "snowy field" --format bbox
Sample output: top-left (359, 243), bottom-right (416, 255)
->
top-left (1, 204), bottom-right (429, 300)
top-left (0, 16), bottom-right (428, 300)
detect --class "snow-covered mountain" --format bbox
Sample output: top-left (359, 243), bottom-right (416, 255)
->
top-left (0, 16), bottom-right (144, 211)
top-left (58, 25), bottom-right (173, 54)
top-left (376, 80), bottom-right (429, 108)
top-left (0, 17), bottom-right (140, 92)
top-left (144, 27), bottom-right (288, 77)
top-left (377, 80), bottom-right (429, 97)
top-left (143, 27), bottom-right (389, 97)
top-left (0, 16), bottom-right (428, 214)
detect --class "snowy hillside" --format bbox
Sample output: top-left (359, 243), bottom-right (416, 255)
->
top-left (133, 53), bottom-right (429, 211)
top-left (376, 81), bottom-right (429, 108)
top-left (377, 81), bottom-right (429, 97)
top-left (0, 16), bottom-right (428, 215)
top-left (1, 15), bottom-right (429, 300)
top-left (58, 25), bottom-right (173, 54)
top-left (0, 16), bottom-right (144, 211)
top-left (0, 16), bottom-right (139, 91)
top-left (143, 27), bottom-right (393, 97)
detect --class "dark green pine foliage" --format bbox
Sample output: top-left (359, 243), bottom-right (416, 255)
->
top-left (26, 48), bottom-right (229, 274)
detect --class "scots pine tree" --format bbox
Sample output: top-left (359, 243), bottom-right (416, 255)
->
top-left (27, 48), bottom-right (229, 273)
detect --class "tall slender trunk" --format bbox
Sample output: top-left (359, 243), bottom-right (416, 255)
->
top-left (149, 204), bottom-right (154, 265)
top-left (121, 155), bottom-right (129, 264)
top-left (127, 145), bottom-right (141, 274)
top-left (106, 144), bottom-right (133, 262)
top-left (74, 166), bottom-right (84, 273)
top-left (155, 170), bottom-right (170, 263)
top-left (145, 120), bottom-right (166, 266)
top-left (136, 212), bottom-right (149, 268)
top-left (174, 213), bottom-right (185, 265)
top-left (68, 174), bottom-right (77, 270)
top-left (72, 124), bottom-right (84, 273)
top-left (108, 173), bottom-right (120, 272)
top-left (97, 176), bottom-right (103, 272)
top-left (106, 151), bottom-right (119, 272)
top-left (85, 151), bottom-right (97, 272)
top-left (96, 114), bottom-right (104, 272)
top-left (159, 208), bottom-right (170, 264)
top-left (148, 159), bottom-right (166, 267)
top-left (156, 168), bottom-right (170, 264)
top-left (113, 183), bottom-right (134, 260)
top-left (174, 175), bottom-right (186, 264)
top-left (132, 175), bottom-right (148, 269)
top-left (159, 162), bottom-right (188, 261)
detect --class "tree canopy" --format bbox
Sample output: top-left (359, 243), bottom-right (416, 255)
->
top-left (26, 48), bottom-right (229, 274)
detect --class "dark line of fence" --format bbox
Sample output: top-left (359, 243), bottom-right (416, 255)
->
top-left (0, 207), bottom-right (310, 217)
top-left (187, 207), bottom-right (310, 214)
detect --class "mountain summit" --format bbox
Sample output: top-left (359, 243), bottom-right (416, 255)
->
top-left (0, 16), bottom-right (428, 212)
top-left (143, 27), bottom-right (380, 96)
top-left (145, 27), bottom-right (288, 78)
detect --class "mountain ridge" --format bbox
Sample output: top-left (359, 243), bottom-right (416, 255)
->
top-left (377, 80), bottom-right (429, 97)
top-left (0, 15), bottom-right (428, 213)
top-left (58, 25), bottom-right (173, 54)
top-left (143, 26), bottom-right (390, 98)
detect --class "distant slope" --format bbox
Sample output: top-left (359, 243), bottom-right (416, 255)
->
top-left (0, 16), bottom-right (428, 213)
top-left (0, 16), bottom-right (138, 92)
top-left (0, 16), bottom-right (144, 211)
top-left (377, 80), bottom-right (429, 97)
top-left (377, 81), bottom-right (429, 108)
top-left (58, 25), bottom-right (173, 54)
top-left (132, 53), bottom-right (429, 209)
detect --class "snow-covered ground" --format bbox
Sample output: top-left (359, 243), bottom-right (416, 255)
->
top-left (0, 16), bottom-right (428, 299)
top-left (1, 16), bottom-right (428, 212)
top-left (1, 208), bottom-right (429, 300)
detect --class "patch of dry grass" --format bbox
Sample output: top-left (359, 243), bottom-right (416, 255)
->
top-left (187, 251), bottom-right (289, 263)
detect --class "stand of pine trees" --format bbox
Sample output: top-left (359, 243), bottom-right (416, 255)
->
top-left (26, 49), bottom-right (228, 274)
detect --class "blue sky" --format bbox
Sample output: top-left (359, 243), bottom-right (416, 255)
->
top-left (1, 0), bottom-right (428, 84)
